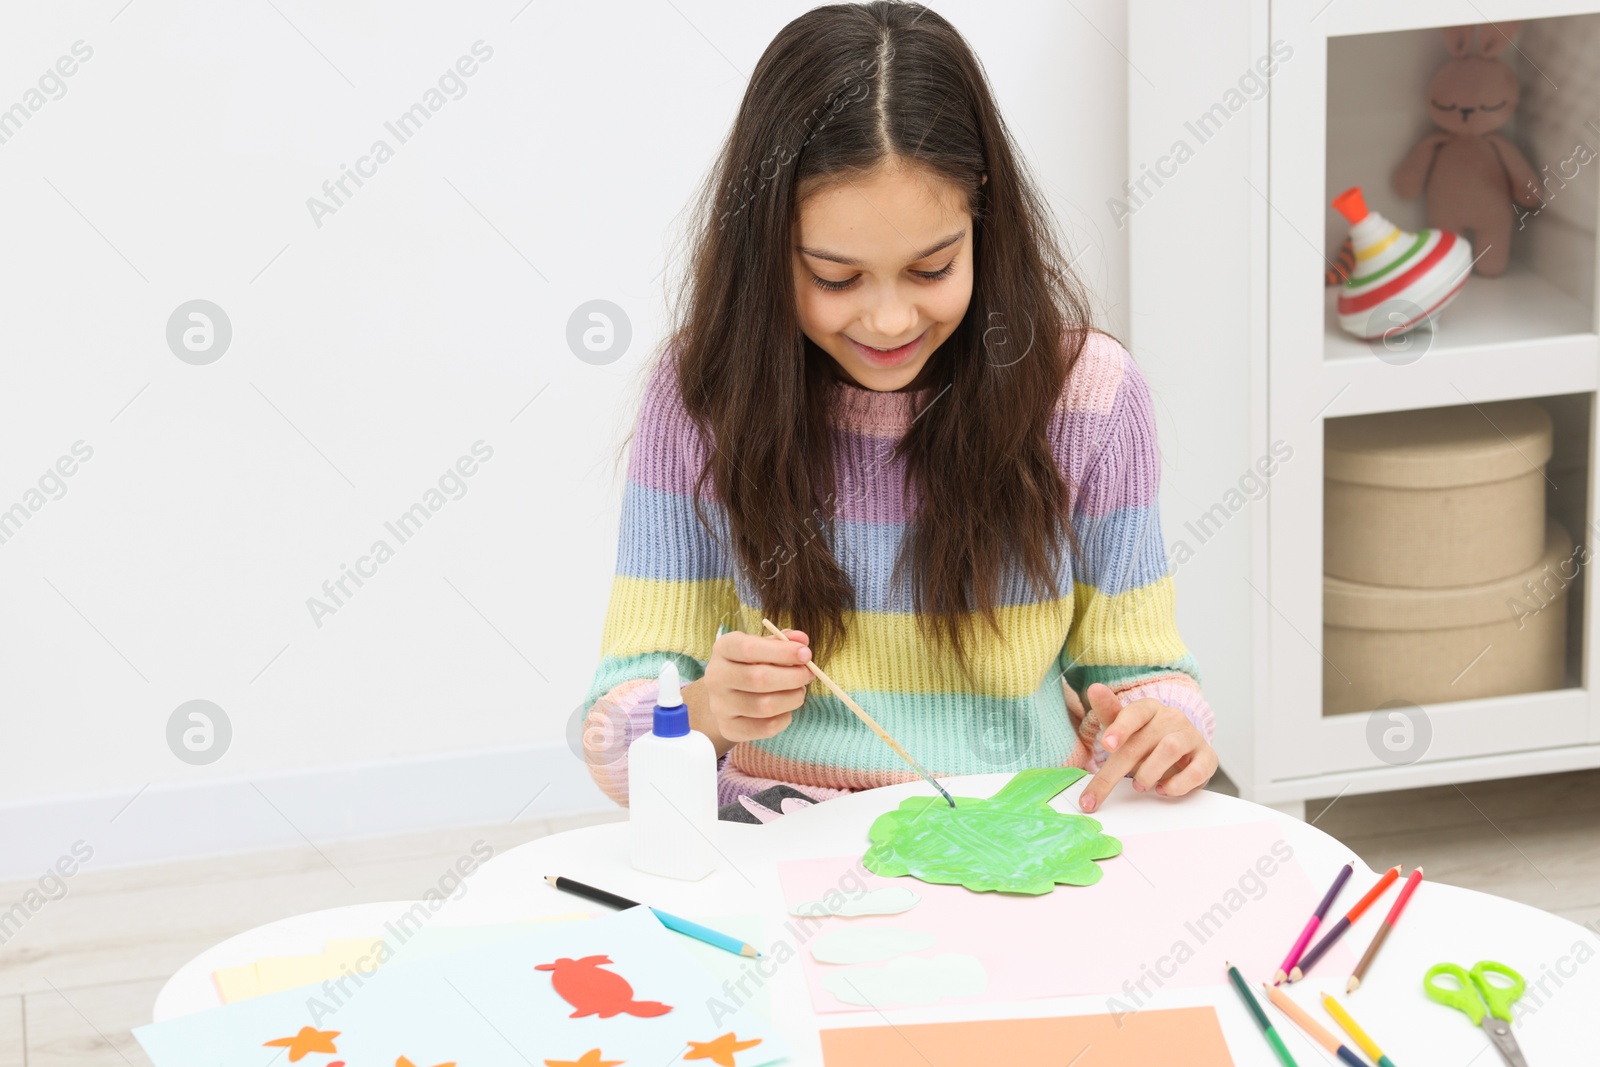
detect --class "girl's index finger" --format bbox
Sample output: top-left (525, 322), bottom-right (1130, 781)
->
top-left (726, 629), bottom-right (812, 664)
top-left (774, 630), bottom-right (813, 663)
top-left (761, 623), bottom-right (812, 659)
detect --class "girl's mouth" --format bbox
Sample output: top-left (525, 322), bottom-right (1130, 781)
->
top-left (849, 330), bottom-right (925, 367)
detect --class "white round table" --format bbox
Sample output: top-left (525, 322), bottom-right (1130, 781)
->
top-left (154, 775), bottom-right (1598, 1064)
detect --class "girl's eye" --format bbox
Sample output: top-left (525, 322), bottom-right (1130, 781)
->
top-left (810, 275), bottom-right (856, 292)
top-left (808, 260), bottom-right (957, 293)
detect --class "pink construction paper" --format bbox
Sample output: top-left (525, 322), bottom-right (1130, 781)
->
top-left (777, 819), bottom-right (1358, 1013)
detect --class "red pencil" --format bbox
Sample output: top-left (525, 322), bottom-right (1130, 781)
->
top-left (1348, 867), bottom-right (1423, 992)
top-left (1289, 865), bottom-right (1401, 982)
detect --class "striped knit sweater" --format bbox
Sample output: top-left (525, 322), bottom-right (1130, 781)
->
top-left (581, 331), bottom-right (1214, 808)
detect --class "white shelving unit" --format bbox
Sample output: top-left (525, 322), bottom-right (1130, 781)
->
top-left (1128, 0), bottom-right (1600, 815)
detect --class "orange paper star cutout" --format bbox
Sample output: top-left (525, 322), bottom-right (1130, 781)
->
top-left (543, 1051), bottom-right (624, 1067)
top-left (263, 1027), bottom-right (340, 1061)
top-left (396, 1058), bottom-right (456, 1067)
top-left (685, 1033), bottom-right (762, 1065)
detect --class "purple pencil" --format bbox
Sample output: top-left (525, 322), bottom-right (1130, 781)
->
top-left (1274, 861), bottom-right (1353, 985)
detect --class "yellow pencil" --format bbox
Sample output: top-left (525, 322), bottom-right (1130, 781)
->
top-left (1322, 993), bottom-right (1398, 1067)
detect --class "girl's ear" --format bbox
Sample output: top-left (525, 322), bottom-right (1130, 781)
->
top-left (1477, 21), bottom-right (1521, 59)
top-left (1441, 24), bottom-right (1476, 57)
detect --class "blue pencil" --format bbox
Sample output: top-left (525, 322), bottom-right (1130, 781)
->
top-left (545, 875), bottom-right (761, 957)
top-left (649, 908), bottom-right (759, 957)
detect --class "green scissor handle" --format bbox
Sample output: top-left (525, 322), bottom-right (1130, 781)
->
top-left (1470, 961), bottom-right (1527, 1022)
top-left (1424, 960), bottom-right (1525, 1025)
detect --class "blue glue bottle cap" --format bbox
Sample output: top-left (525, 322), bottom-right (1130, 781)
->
top-left (652, 661), bottom-right (688, 737)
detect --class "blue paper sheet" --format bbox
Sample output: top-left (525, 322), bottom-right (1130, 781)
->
top-left (135, 905), bottom-right (787, 1067)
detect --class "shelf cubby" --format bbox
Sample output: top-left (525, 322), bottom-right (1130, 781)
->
top-left (1319, 393), bottom-right (1590, 720)
top-left (1323, 16), bottom-right (1600, 365)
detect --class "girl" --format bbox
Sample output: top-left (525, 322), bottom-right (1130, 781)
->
top-left (581, 0), bottom-right (1215, 821)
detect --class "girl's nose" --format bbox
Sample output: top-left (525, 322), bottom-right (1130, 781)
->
top-left (864, 302), bottom-right (918, 339)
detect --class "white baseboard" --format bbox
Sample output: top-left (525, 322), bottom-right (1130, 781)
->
top-left (0, 742), bottom-right (612, 882)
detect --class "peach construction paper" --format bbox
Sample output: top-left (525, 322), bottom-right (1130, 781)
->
top-left (818, 1005), bottom-right (1234, 1066)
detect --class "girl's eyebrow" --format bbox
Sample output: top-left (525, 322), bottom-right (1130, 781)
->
top-left (799, 230), bottom-right (966, 267)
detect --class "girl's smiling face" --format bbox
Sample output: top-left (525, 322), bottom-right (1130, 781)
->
top-left (793, 160), bottom-right (977, 392)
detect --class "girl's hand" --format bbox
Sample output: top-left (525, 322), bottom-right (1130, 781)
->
top-left (1077, 682), bottom-right (1217, 813)
top-left (687, 628), bottom-right (813, 757)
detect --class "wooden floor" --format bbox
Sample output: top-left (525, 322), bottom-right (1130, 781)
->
top-left (4, 769), bottom-right (1598, 1064)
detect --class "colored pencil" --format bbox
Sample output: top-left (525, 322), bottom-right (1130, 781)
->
top-left (1323, 993), bottom-right (1399, 1067)
top-left (1290, 865), bottom-right (1401, 982)
top-left (544, 875), bottom-right (761, 958)
top-left (1263, 984), bottom-right (1367, 1067)
top-left (1226, 962), bottom-right (1299, 1067)
top-left (1275, 861), bottom-right (1353, 984)
top-left (1348, 866), bottom-right (1424, 992)
top-left (761, 617), bottom-right (956, 807)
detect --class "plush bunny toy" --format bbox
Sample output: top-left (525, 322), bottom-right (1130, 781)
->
top-left (1393, 22), bottom-right (1542, 277)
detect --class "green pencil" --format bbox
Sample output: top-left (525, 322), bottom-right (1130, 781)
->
top-left (1226, 962), bottom-right (1298, 1067)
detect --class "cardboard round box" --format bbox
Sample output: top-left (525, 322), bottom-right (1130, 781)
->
top-left (1325, 400), bottom-right (1553, 587)
top-left (1322, 518), bottom-right (1574, 716)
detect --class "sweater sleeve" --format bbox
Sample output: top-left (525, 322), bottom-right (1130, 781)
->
top-left (579, 355), bottom-right (740, 806)
top-left (1058, 341), bottom-right (1214, 770)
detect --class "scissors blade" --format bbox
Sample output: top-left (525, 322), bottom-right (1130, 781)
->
top-left (1482, 1015), bottom-right (1528, 1067)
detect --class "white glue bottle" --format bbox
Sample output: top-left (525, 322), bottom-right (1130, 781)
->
top-left (628, 661), bottom-right (718, 880)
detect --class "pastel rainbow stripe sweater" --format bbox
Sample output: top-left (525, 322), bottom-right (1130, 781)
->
top-left (581, 332), bottom-right (1214, 808)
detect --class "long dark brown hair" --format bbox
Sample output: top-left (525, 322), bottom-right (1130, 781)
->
top-left (646, 0), bottom-right (1096, 683)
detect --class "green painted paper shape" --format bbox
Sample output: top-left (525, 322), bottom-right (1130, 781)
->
top-left (861, 768), bottom-right (1122, 894)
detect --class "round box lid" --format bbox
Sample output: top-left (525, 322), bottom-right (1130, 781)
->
top-left (1325, 399), bottom-right (1553, 489)
top-left (1325, 518), bottom-right (1575, 630)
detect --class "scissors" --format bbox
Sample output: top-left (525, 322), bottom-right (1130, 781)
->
top-left (1424, 960), bottom-right (1528, 1066)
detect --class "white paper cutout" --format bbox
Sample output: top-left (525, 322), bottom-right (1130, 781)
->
top-left (788, 886), bottom-right (921, 918)
top-left (809, 926), bottom-right (936, 964)
top-left (819, 953), bottom-right (988, 1007)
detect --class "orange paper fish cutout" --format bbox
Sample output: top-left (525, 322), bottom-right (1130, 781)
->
top-left (396, 1058), bottom-right (455, 1067)
top-left (263, 1027), bottom-right (340, 1061)
top-left (685, 1032), bottom-right (762, 1065)
top-left (536, 955), bottom-right (671, 1018)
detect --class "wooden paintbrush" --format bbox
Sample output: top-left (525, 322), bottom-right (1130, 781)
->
top-left (760, 617), bottom-right (956, 808)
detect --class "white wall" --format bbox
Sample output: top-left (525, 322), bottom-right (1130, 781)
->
top-left (0, 0), bottom-right (1133, 872)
